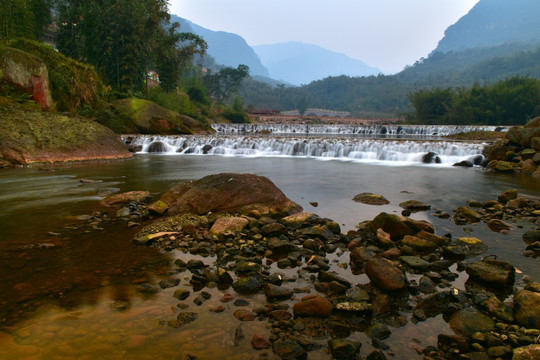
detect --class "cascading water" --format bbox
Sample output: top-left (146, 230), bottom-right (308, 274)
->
top-left (211, 123), bottom-right (505, 136)
top-left (123, 134), bottom-right (487, 166)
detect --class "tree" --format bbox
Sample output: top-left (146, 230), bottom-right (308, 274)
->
top-left (0, 0), bottom-right (52, 43)
top-left (56, 0), bottom-right (172, 92)
top-left (205, 64), bottom-right (249, 103)
top-left (155, 24), bottom-right (207, 92)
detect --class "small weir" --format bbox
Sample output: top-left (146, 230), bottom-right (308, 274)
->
top-left (123, 134), bottom-right (487, 166)
top-left (211, 123), bottom-right (504, 136)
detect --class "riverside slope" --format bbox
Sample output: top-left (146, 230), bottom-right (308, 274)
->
top-left (0, 98), bottom-right (131, 167)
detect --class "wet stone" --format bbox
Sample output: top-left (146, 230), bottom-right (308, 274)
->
top-left (159, 278), bottom-right (180, 289)
top-left (167, 312), bottom-right (198, 328)
top-left (272, 339), bottom-right (306, 360)
top-left (251, 334), bottom-right (271, 350)
top-left (233, 309), bottom-right (257, 321)
top-left (173, 289), bottom-right (190, 300)
top-left (265, 283), bottom-right (293, 301)
top-left (328, 339), bottom-right (362, 360)
top-left (400, 256), bottom-right (430, 271)
top-left (449, 308), bottom-right (495, 337)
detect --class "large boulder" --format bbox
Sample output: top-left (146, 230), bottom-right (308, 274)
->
top-left (161, 173), bottom-right (302, 216)
top-left (1, 47), bottom-right (52, 109)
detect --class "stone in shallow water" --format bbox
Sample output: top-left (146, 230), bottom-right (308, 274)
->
top-left (328, 338), bottom-right (362, 360)
top-left (449, 308), bottom-right (495, 337)
top-left (399, 200), bottom-right (431, 211)
top-left (264, 283), bottom-right (293, 300)
top-left (293, 295), bottom-right (333, 317)
top-left (514, 290), bottom-right (540, 329)
top-left (272, 339), bottom-right (306, 360)
top-left (466, 258), bottom-right (515, 288)
top-left (369, 212), bottom-right (414, 240)
top-left (400, 256), bottom-right (430, 271)
top-left (365, 257), bottom-right (408, 292)
top-left (353, 193), bottom-right (390, 205)
top-left (167, 312), bottom-right (198, 328)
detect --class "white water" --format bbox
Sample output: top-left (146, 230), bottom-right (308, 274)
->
top-left (211, 123), bottom-right (504, 136)
top-left (123, 134), bottom-right (487, 166)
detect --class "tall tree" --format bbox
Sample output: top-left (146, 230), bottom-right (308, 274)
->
top-left (0, 0), bottom-right (52, 43)
top-left (56, 0), bottom-right (173, 92)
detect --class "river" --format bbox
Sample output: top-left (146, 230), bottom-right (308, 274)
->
top-left (0, 130), bottom-right (538, 359)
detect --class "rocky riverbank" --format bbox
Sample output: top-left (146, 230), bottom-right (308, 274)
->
top-left (482, 118), bottom-right (540, 178)
top-left (88, 172), bottom-right (540, 360)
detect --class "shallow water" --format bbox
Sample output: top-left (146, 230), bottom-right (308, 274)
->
top-left (0, 153), bottom-right (539, 359)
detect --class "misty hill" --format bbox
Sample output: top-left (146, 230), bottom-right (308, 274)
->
top-left (434, 0), bottom-right (540, 54)
top-left (253, 42), bottom-right (380, 86)
top-left (171, 15), bottom-right (269, 77)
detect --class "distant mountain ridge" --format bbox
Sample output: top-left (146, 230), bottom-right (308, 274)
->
top-left (434, 0), bottom-right (540, 54)
top-left (253, 42), bottom-right (380, 86)
top-left (171, 15), bottom-right (269, 77)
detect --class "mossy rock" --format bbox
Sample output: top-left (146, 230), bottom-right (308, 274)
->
top-left (7, 39), bottom-right (105, 113)
top-left (111, 98), bottom-right (198, 135)
top-left (0, 96), bottom-right (130, 165)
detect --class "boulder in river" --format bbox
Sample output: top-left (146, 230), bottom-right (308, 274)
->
top-left (160, 173), bottom-right (302, 216)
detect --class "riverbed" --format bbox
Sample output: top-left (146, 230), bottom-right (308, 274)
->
top-left (0, 145), bottom-right (538, 359)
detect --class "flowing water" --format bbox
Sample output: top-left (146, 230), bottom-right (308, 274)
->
top-left (0, 129), bottom-right (538, 360)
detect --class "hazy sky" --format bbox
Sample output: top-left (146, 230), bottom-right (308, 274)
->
top-left (169, 0), bottom-right (480, 74)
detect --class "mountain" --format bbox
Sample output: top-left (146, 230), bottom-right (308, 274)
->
top-left (253, 41), bottom-right (380, 86)
top-left (171, 15), bottom-right (269, 77)
top-left (434, 0), bottom-right (540, 54)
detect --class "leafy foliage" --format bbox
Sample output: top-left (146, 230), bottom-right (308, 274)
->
top-left (204, 64), bottom-right (250, 103)
top-left (405, 76), bottom-right (540, 125)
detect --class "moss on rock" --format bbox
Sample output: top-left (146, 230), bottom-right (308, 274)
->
top-left (0, 96), bottom-right (130, 166)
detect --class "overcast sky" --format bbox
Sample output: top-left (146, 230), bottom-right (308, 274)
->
top-left (169, 0), bottom-right (480, 74)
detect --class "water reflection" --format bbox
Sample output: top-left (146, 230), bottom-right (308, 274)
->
top-left (0, 155), bottom-right (538, 359)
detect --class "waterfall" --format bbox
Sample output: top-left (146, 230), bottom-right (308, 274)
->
top-left (123, 134), bottom-right (487, 166)
top-left (211, 123), bottom-right (504, 137)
